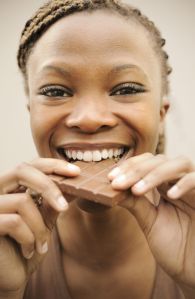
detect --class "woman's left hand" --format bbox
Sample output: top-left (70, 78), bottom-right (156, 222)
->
top-left (108, 153), bottom-right (195, 294)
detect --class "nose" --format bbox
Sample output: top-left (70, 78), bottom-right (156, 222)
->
top-left (65, 98), bottom-right (118, 133)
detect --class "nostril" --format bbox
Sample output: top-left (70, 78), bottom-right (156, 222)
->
top-left (99, 125), bottom-right (116, 132)
top-left (67, 125), bottom-right (108, 134)
top-left (65, 108), bottom-right (118, 132)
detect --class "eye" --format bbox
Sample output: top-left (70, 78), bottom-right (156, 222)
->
top-left (110, 82), bottom-right (146, 96)
top-left (39, 85), bottom-right (73, 98)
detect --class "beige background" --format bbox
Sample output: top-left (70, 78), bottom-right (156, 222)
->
top-left (0, 0), bottom-right (195, 172)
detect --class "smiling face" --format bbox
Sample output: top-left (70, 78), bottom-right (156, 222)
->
top-left (27, 10), bottom-right (167, 162)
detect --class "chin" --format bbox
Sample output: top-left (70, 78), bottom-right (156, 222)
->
top-left (76, 198), bottom-right (111, 214)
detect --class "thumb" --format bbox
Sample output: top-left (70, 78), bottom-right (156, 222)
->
top-left (120, 189), bottom-right (159, 237)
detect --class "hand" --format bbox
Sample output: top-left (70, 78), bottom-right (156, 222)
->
top-left (0, 158), bottom-right (80, 294)
top-left (108, 153), bottom-right (195, 292)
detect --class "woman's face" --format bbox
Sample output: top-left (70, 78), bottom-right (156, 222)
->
top-left (27, 10), bottom-right (167, 162)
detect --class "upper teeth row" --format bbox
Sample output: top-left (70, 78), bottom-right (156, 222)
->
top-left (64, 148), bottom-right (125, 162)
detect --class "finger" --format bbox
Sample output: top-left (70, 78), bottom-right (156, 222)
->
top-left (167, 172), bottom-right (195, 200)
top-left (0, 193), bottom-right (49, 255)
top-left (108, 152), bottom-right (154, 181)
top-left (30, 158), bottom-right (80, 176)
top-left (0, 162), bottom-right (68, 212)
top-left (110, 154), bottom-right (166, 190)
top-left (0, 214), bottom-right (35, 259)
top-left (131, 157), bottom-right (193, 196)
top-left (0, 158), bottom-right (80, 195)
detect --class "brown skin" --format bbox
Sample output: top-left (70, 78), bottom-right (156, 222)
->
top-left (27, 12), bottom-right (162, 298)
top-left (0, 10), bottom-right (195, 299)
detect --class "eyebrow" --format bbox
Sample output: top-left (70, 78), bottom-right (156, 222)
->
top-left (109, 64), bottom-right (148, 78)
top-left (40, 65), bottom-right (72, 78)
top-left (40, 63), bottom-right (148, 80)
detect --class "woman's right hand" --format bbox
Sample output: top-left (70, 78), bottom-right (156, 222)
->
top-left (0, 158), bottom-right (80, 297)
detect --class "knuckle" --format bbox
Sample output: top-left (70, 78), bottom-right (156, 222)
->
top-left (132, 166), bottom-right (142, 178)
top-left (30, 157), bottom-right (41, 164)
top-left (18, 193), bottom-right (31, 207)
top-left (37, 228), bottom-right (48, 240)
top-left (14, 162), bottom-right (30, 177)
top-left (143, 152), bottom-right (153, 159)
top-left (27, 233), bottom-right (35, 245)
top-left (40, 178), bottom-right (52, 192)
top-left (181, 172), bottom-right (195, 184)
top-left (41, 178), bottom-right (59, 197)
top-left (30, 157), bottom-right (45, 168)
top-left (147, 170), bottom-right (160, 182)
top-left (155, 154), bottom-right (166, 161)
top-left (8, 214), bottom-right (22, 230)
top-left (178, 156), bottom-right (192, 170)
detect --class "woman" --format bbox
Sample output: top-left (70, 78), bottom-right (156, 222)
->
top-left (0, 0), bottom-right (195, 298)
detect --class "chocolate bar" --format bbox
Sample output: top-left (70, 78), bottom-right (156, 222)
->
top-left (51, 159), bottom-right (130, 207)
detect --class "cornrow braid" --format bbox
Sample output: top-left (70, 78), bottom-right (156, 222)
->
top-left (17, 0), bottom-right (171, 153)
top-left (17, 0), bottom-right (172, 92)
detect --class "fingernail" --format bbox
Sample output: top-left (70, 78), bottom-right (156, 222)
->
top-left (108, 167), bottom-right (121, 180)
top-left (57, 196), bottom-right (69, 210)
top-left (24, 250), bottom-right (34, 259)
top-left (112, 174), bottom-right (126, 186)
top-left (36, 240), bottom-right (48, 255)
top-left (40, 241), bottom-right (48, 254)
top-left (66, 163), bottom-right (80, 173)
top-left (145, 191), bottom-right (156, 206)
top-left (145, 189), bottom-right (160, 207)
top-left (153, 188), bottom-right (161, 207)
top-left (167, 185), bottom-right (179, 199)
top-left (133, 180), bottom-right (146, 192)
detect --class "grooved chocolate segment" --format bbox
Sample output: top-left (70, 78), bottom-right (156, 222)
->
top-left (52, 159), bottom-right (130, 207)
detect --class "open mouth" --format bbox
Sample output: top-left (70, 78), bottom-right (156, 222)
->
top-left (57, 146), bottom-right (130, 162)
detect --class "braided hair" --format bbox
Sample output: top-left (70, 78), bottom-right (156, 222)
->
top-left (17, 0), bottom-right (172, 153)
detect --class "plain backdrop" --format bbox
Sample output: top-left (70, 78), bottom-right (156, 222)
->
top-left (0, 0), bottom-right (195, 172)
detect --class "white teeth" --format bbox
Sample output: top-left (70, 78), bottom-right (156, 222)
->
top-left (72, 150), bottom-right (77, 160)
top-left (102, 149), bottom-right (109, 159)
top-left (93, 150), bottom-right (102, 162)
top-left (64, 147), bottom-right (126, 161)
top-left (114, 148), bottom-right (119, 157)
top-left (108, 149), bottom-right (113, 159)
top-left (66, 150), bottom-right (71, 159)
top-left (77, 151), bottom-right (83, 160)
top-left (83, 151), bottom-right (93, 162)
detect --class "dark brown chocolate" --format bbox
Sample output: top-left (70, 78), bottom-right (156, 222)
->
top-left (51, 159), bottom-right (130, 207)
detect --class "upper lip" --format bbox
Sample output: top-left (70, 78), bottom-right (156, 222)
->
top-left (57, 142), bottom-right (130, 150)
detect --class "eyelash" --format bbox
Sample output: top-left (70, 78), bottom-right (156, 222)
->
top-left (39, 85), bottom-right (72, 98)
top-left (39, 82), bottom-right (146, 100)
top-left (110, 82), bottom-right (146, 96)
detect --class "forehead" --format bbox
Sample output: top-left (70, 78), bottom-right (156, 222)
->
top-left (28, 10), bottom-right (161, 85)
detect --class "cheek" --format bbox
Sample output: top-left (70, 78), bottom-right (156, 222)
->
top-left (113, 102), bottom-right (161, 153)
top-left (29, 104), bottom-right (63, 155)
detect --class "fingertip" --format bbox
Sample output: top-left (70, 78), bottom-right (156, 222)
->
top-left (167, 185), bottom-right (180, 199)
top-left (66, 163), bottom-right (81, 174)
top-left (132, 180), bottom-right (147, 194)
top-left (56, 196), bottom-right (69, 211)
top-left (111, 174), bottom-right (128, 190)
top-left (22, 248), bottom-right (35, 259)
top-left (108, 167), bottom-right (121, 180)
